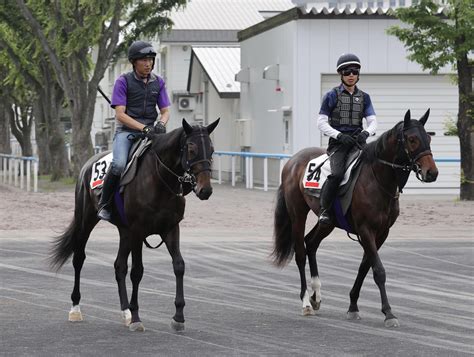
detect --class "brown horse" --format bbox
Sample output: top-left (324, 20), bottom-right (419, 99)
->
top-left (50, 119), bottom-right (219, 332)
top-left (272, 109), bottom-right (438, 327)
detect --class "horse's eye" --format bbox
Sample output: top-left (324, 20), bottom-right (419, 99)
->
top-left (187, 143), bottom-right (198, 159)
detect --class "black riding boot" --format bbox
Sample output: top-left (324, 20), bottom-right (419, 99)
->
top-left (97, 171), bottom-right (120, 222)
top-left (319, 176), bottom-right (340, 225)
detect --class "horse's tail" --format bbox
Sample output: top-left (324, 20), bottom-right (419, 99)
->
top-left (49, 182), bottom-right (86, 272)
top-left (271, 185), bottom-right (294, 267)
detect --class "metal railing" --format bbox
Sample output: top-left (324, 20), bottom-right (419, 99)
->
top-left (214, 151), bottom-right (291, 191)
top-left (0, 154), bottom-right (39, 192)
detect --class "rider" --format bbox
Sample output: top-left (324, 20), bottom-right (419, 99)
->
top-left (97, 40), bottom-right (171, 222)
top-left (317, 53), bottom-right (377, 225)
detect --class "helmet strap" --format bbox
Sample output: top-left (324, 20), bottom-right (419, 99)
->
top-left (340, 74), bottom-right (359, 88)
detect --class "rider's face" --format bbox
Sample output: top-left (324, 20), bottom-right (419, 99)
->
top-left (340, 67), bottom-right (359, 87)
top-left (134, 57), bottom-right (154, 78)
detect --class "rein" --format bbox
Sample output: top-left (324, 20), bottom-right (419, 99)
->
top-left (153, 150), bottom-right (196, 196)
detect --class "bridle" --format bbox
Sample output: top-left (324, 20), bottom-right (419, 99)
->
top-left (376, 123), bottom-right (433, 182)
top-left (152, 128), bottom-right (213, 196)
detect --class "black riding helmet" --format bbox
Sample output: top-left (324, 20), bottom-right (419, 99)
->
top-left (128, 41), bottom-right (157, 67)
top-left (336, 53), bottom-right (361, 72)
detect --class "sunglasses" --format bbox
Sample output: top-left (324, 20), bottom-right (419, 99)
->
top-left (341, 68), bottom-right (360, 76)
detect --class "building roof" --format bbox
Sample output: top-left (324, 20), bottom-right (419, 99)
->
top-left (189, 47), bottom-right (241, 98)
top-left (238, 5), bottom-right (450, 41)
top-left (170, 0), bottom-right (294, 30)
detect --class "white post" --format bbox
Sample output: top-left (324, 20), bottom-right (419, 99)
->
top-left (249, 157), bottom-right (253, 189)
top-left (14, 159), bottom-right (19, 187)
top-left (26, 160), bottom-right (31, 192)
top-left (20, 159), bottom-right (24, 189)
top-left (245, 157), bottom-right (249, 188)
top-left (231, 155), bottom-right (236, 187)
top-left (263, 158), bottom-right (268, 192)
top-left (8, 158), bottom-right (13, 185)
top-left (33, 160), bottom-right (38, 193)
top-left (218, 155), bottom-right (222, 184)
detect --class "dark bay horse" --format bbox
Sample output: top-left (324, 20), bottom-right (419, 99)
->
top-left (50, 118), bottom-right (219, 332)
top-left (272, 110), bottom-right (438, 327)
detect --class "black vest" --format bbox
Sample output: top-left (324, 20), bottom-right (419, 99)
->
top-left (329, 86), bottom-right (365, 128)
top-left (123, 72), bottom-right (161, 126)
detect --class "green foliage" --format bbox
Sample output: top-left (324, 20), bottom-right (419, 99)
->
top-left (443, 117), bottom-right (458, 136)
top-left (387, 0), bottom-right (474, 74)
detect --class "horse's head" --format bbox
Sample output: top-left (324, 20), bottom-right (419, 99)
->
top-left (182, 118), bottom-right (220, 200)
top-left (401, 109), bottom-right (438, 182)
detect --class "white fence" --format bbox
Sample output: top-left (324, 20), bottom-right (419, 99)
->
top-left (214, 151), bottom-right (291, 191)
top-left (0, 154), bottom-right (39, 193)
top-left (213, 151), bottom-right (461, 194)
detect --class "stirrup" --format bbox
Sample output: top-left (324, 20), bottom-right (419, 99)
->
top-left (97, 206), bottom-right (112, 222)
top-left (319, 210), bottom-right (332, 225)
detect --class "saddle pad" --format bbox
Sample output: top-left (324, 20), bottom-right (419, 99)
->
top-left (303, 155), bottom-right (357, 190)
top-left (90, 153), bottom-right (113, 189)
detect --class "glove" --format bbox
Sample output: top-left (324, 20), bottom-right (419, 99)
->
top-left (356, 130), bottom-right (370, 145)
top-left (142, 125), bottom-right (154, 139)
top-left (154, 121), bottom-right (166, 134)
top-left (337, 133), bottom-right (356, 147)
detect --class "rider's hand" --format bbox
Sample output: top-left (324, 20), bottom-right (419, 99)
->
top-left (337, 133), bottom-right (356, 147)
top-left (142, 125), bottom-right (154, 139)
top-left (356, 130), bottom-right (370, 146)
top-left (154, 121), bottom-right (166, 134)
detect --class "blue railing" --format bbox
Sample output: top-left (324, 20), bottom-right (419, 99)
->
top-left (213, 151), bottom-right (460, 192)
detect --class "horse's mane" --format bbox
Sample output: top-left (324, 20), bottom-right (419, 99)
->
top-left (362, 121), bottom-right (403, 164)
top-left (152, 127), bottom-right (185, 154)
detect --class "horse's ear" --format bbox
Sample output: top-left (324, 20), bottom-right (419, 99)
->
top-left (207, 118), bottom-right (220, 134)
top-left (182, 118), bottom-right (193, 135)
top-left (419, 108), bottom-right (430, 126)
top-left (404, 110), bottom-right (411, 128)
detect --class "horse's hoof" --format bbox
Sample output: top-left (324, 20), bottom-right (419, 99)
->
top-left (68, 306), bottom-right (83, 322)
top-left (302, 306), bottom-right (315, 316)
top-left (129, 322), bottom-right (145, 332)
top-left (121, 309), bottom-right (132, 326)
top-left (346, 311), bottom-right (361, 320)
top-left (171, 318), bottom-right (185, 331)
top-left (310, 296), bottom-right (321, 311)
top-left (384, 318), bottom-right (400, 328)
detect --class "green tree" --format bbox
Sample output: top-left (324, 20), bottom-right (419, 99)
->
top-left (0, 3), bottom-right (70, 179)
top-left (387, 0), bottom-right (474, 200)
top-left (13, 0), bottom-right (186, 176)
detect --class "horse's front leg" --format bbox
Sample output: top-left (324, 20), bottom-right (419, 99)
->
top-left (115, 229), bottom-right (132, 327)
top-left (164, 225), bottom-right (186, 331)
top-left (292, 216), bottom-right (313, 316)
top-left (372, 253), bottom-right (399, 327)
top-left (347, 252), bottom-right (370, 320)
top-left (128, 238), bottom-right (145, 332)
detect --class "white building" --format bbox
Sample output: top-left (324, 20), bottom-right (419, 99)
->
top-left (231, 4), bottom-right (460, 193)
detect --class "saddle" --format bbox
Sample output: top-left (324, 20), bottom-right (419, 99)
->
top-left (89, 137), bottom-right (152, 192)
top-left (303, 148), bottom-right (364, 218)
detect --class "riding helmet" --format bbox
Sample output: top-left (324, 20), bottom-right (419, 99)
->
top-left (336, 53), bottom-right (361, 72)
top-left (128, 41), bottom-right (157, 62)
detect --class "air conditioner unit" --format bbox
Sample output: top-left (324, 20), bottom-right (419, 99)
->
top-left (178, 96), bottom-right (196, 111)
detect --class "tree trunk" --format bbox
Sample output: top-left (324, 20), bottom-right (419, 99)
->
top-left (70, 81), bottom-right (94, 177)
top-left (33, 101), bottom-right (51, 175)
top-left (457, 56), bottom-right (473, 200)
top-left (9, 103), bottom-right (33, 157)
top-left (0, 98), bottom-right (12, 155)
top-left (38, 82), bottom-right (70, 181)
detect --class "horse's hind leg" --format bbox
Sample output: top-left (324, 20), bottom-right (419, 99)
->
top-left (128, 236), bottom-right (145, 332)
top-left (69, 202), bottom-right (99, 322)
top-left (305, 223), bottom-right (334, 311)
top-left (163, 225), bottom-right (185, 331)
top-left (115, 228), bottom-right (132, 327)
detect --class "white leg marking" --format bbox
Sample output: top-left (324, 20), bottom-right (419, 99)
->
top-left (302, 290), bottom-right (312, 308)
top-left (122, 309), bottom-right (132, 326)
top-left (311, 276), bottom-right (322, 303)
top-left (68, 305), bottom-right (83, 322)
